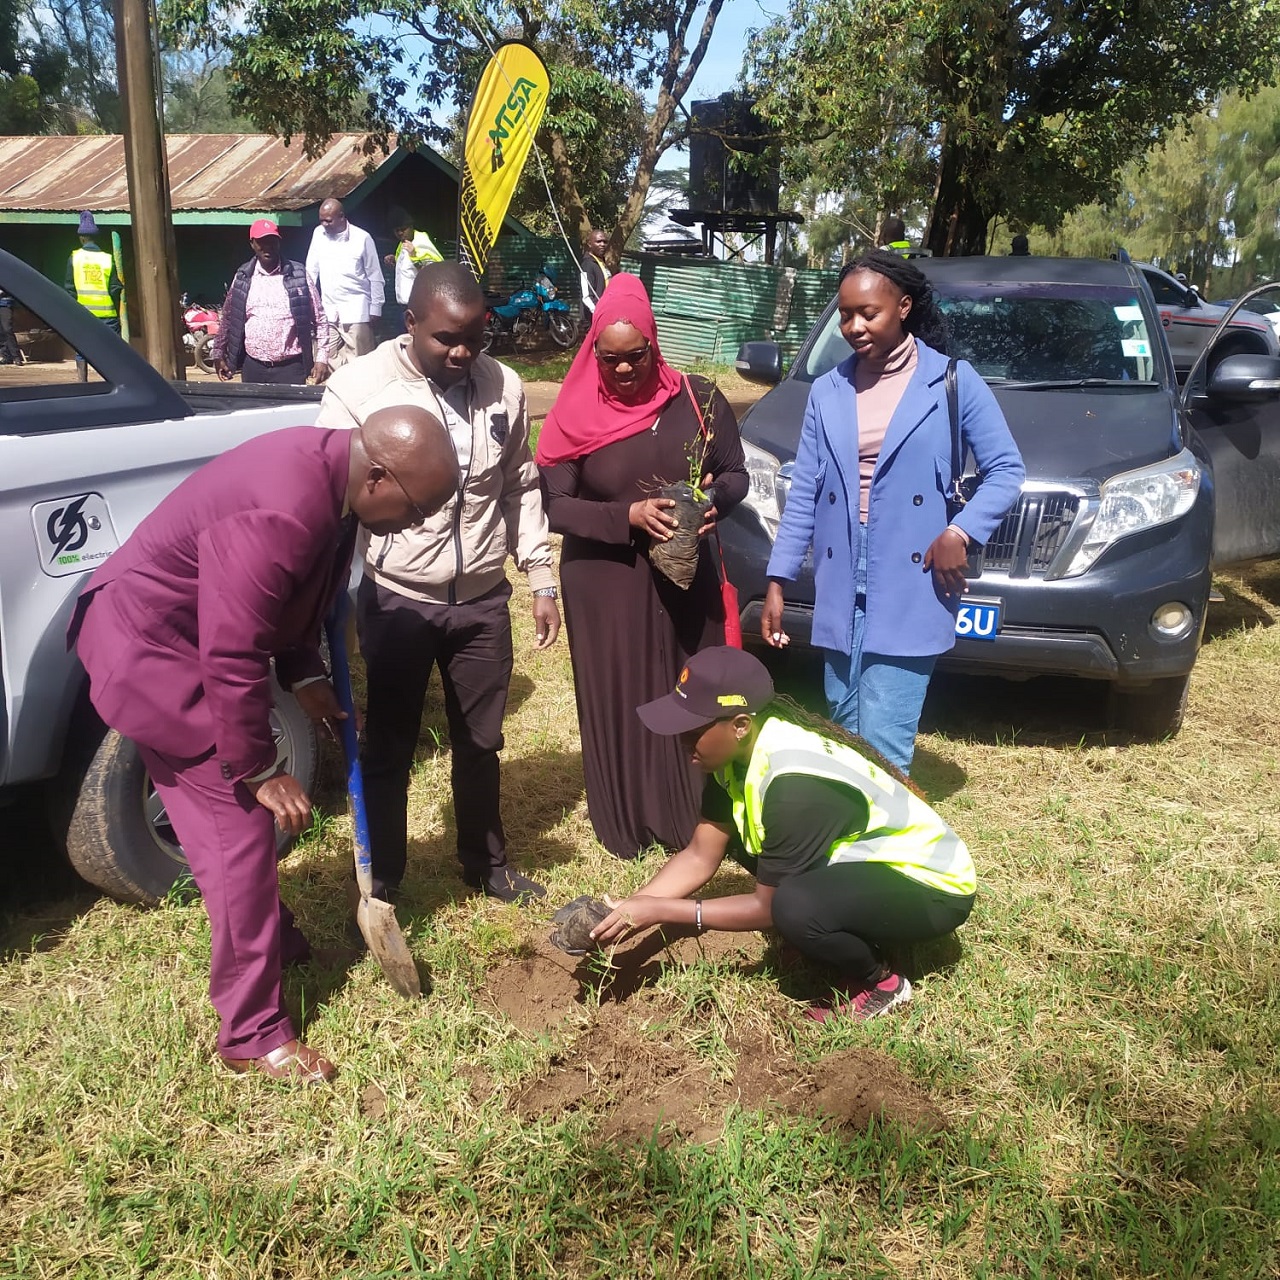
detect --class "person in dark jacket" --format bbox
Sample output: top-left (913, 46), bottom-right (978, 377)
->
top-left (579, 228), bottom-right (611, 325)
top-left (212, 219), bottom-right (331, 385)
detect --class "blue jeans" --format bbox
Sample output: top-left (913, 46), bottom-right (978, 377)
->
top-left (822, 532), bottom-right (936, 774)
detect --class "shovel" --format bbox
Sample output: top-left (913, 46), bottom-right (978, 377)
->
top-left (324, 603), bottom-right (423, 999)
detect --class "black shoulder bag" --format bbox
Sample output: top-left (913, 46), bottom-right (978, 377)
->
top-left (945, 358), bottom-right (981, 517)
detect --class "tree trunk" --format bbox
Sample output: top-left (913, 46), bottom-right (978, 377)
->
top-left (925, 138), bottom-right (993, 256)
top-left (544, 129), bottom-right (591, 249)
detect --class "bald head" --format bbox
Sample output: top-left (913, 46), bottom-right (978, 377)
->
top-left (319, 198), bottom-right (348, 236)
top-left (348, 405), bottom-right (459, 536)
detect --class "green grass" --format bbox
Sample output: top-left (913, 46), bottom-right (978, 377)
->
top-left (500, 348), bottom-right (577, 383)
top-left (4, 562), bottom-right (1280, 1277)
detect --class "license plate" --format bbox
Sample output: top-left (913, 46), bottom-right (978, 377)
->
top-left (955, 597), bottom-right (1002, 641)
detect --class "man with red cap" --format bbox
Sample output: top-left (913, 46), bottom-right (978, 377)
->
top-left (212, 218), bottom-right (330, 385)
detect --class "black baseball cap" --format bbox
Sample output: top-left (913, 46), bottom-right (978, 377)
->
top-left (637, 646), bottom-right (775, 735)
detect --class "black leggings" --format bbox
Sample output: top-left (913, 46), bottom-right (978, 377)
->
top-left (770, 860), bottom-right (974, 985)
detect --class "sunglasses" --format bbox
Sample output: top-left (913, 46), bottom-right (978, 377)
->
top-left (594, 340), bottom-right (652, 368)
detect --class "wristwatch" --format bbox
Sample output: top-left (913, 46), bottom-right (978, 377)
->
top-left (533, 587), bottom-right (559, 598)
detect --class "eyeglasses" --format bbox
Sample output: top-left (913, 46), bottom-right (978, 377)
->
top-left (360, 430), bottom-right (431, 522)
top-left (382, 463), bottom-right (429, 522)
top-left (594, 341), bottom-right (652, 368)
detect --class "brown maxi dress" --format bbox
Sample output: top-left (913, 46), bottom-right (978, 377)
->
top-left (540, 375), bottom-right (748, 857)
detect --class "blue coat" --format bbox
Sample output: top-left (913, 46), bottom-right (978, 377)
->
top-left (766, 340), bottom-right (1025, 657)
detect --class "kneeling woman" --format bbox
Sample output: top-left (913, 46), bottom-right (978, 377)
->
top-left (590, 647), bottom-right (976, 1021)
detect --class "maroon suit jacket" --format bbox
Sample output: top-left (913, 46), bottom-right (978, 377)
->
top-left (68, 426), bottom-right (355, 783)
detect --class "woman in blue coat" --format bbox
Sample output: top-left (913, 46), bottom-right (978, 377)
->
top-left (761, 251), bottom-right (1024, 772)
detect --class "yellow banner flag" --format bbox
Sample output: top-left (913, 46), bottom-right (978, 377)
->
top-left (458, 40), bottom-right (551, 280)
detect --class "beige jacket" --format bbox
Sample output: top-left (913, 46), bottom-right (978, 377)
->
top-left (314, 337), bottom-right (555, 603)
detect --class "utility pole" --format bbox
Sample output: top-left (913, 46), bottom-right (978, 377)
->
top-left (113, 0), bottom-right (184, 380)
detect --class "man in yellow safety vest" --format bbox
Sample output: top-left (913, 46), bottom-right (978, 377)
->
top-left (65, 210), bottom-right (122, 333)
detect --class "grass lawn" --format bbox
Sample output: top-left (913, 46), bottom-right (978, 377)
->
top-left (3, 560), bottom-right (1279, 1278)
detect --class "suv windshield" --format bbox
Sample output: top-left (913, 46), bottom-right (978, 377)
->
top-left (798, 282), bottom-right (1158, 386)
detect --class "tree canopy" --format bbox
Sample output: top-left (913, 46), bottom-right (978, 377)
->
top-left (160, 0), bottom-right (727, 257)
top-left (1041, 86), bottom-right (1280, 294)
top-left (745, 0), bottom-right (1280, 256)
top-left (1, 0), bottom-right (254, 135)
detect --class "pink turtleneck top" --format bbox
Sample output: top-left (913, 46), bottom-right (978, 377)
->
top-left (854, 333), bottom-right (918, 521)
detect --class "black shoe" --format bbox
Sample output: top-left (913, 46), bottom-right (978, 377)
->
top-left (463, 866), bottom-right (547, 904)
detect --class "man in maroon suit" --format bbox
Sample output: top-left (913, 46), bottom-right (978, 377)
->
top-left (68, 407), bottom-right (458, 1085)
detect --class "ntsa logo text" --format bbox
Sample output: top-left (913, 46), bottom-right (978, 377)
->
top-left (489, 77), bottom-right (541, 171)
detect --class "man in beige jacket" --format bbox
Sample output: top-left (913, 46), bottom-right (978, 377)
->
top-left (315, 261), bottom-right (559, 902)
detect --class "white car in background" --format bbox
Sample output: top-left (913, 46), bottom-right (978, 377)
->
top-left (1138, 263), bottom-right (1278, 376)
top-left (1213, 294), bottom-right (1280, 342)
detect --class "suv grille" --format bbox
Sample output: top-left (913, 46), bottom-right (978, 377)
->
top-left (979, 491), bottom-right (1079, 576)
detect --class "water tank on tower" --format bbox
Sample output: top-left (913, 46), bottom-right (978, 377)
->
top-left (688, 95), bottom-right (779, 215)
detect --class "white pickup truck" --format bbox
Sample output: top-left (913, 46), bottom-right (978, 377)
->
top-left (1, 248), bottom-right (324, 904)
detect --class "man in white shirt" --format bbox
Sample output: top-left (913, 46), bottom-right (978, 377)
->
top-left (305, 198), bottom-right (384, 368)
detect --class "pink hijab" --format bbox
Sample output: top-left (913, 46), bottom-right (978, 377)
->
top-left (535, 273), bottom-right (685, 467)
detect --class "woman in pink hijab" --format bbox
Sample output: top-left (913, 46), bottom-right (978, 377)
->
top-left (538, 274), bottom-right (748, 858)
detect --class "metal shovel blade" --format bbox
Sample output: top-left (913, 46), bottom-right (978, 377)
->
top-left (356, 894), bottom-right (421, 998)
top-left (326, 601), bottom-right (422, 999)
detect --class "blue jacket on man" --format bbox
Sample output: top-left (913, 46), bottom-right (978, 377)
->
top-left (766, 339), bottom-right (1025, 658)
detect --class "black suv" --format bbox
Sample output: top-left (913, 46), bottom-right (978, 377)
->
top-left (722, 255), bottom-right (1280, 735)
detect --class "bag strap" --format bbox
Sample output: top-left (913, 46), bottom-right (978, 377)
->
top-left (683, 373), bottom-right (709, 443)
top-left (945, 357), bottom-right (962, 504)
top-left (681, 375), bottom-right (731, 587)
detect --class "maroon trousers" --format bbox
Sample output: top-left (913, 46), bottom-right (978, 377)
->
top-left (139, 746), bottom-right (310, 1058)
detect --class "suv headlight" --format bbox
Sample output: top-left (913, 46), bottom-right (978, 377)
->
top-left (1063, 448), bottom-right (1200, 577)
top-left (741, 440), bottom-right (782, 539)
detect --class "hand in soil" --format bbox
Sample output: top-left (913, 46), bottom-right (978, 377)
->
top-left (628, 497), bottom-right (677, 540)
top-left (549, 896), bottom-right (611, 954)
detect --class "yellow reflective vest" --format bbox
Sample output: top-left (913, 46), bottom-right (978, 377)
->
top-left (71, 247), bottom-right (117, 319)
top-left (405, 230), bottom-right (443, 266)
top-left (715, 717), bottom-right (976, 896)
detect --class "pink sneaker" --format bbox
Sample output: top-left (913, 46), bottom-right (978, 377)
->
top-left (805, 972), bottom-right (912, 1024)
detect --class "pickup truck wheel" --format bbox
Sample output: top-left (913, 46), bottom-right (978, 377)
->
top-left (1109, 675), bottom-right (1190, 739)
top-left (63, 691), bottom-right (318, 906)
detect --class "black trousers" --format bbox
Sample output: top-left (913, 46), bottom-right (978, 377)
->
top-left (242, 354), bottom-right (308, 384)
top-left (356, 576), bottom-right (514, 897)
top-left (770, 860), bottom-right (975, 985)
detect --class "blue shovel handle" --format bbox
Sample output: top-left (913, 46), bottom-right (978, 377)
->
top-left (324, 595), bottom-right (374, 897)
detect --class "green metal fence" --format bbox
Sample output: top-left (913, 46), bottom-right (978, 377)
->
top-left (487, 233), bottom-right (839, 365)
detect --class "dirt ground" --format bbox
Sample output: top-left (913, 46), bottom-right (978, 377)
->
top-left (478, 930), bottom-right (946, 1144)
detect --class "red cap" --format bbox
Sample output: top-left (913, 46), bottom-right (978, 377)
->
top-left (249, 218), bottom-right (280, 240)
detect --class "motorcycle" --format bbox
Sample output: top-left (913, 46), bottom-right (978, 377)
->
top-left (482, 266), bottom-right (578, 352)
top-left (180, 292), bottom-right (222, 374)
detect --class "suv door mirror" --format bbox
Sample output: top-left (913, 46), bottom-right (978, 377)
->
top-left (1207, 353), bottom-right (1280, 401)
top-left (736, 340), bottom-right (782, 385)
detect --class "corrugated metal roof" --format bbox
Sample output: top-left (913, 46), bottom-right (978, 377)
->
top-left (0, 133), bottom-right (416, 212)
